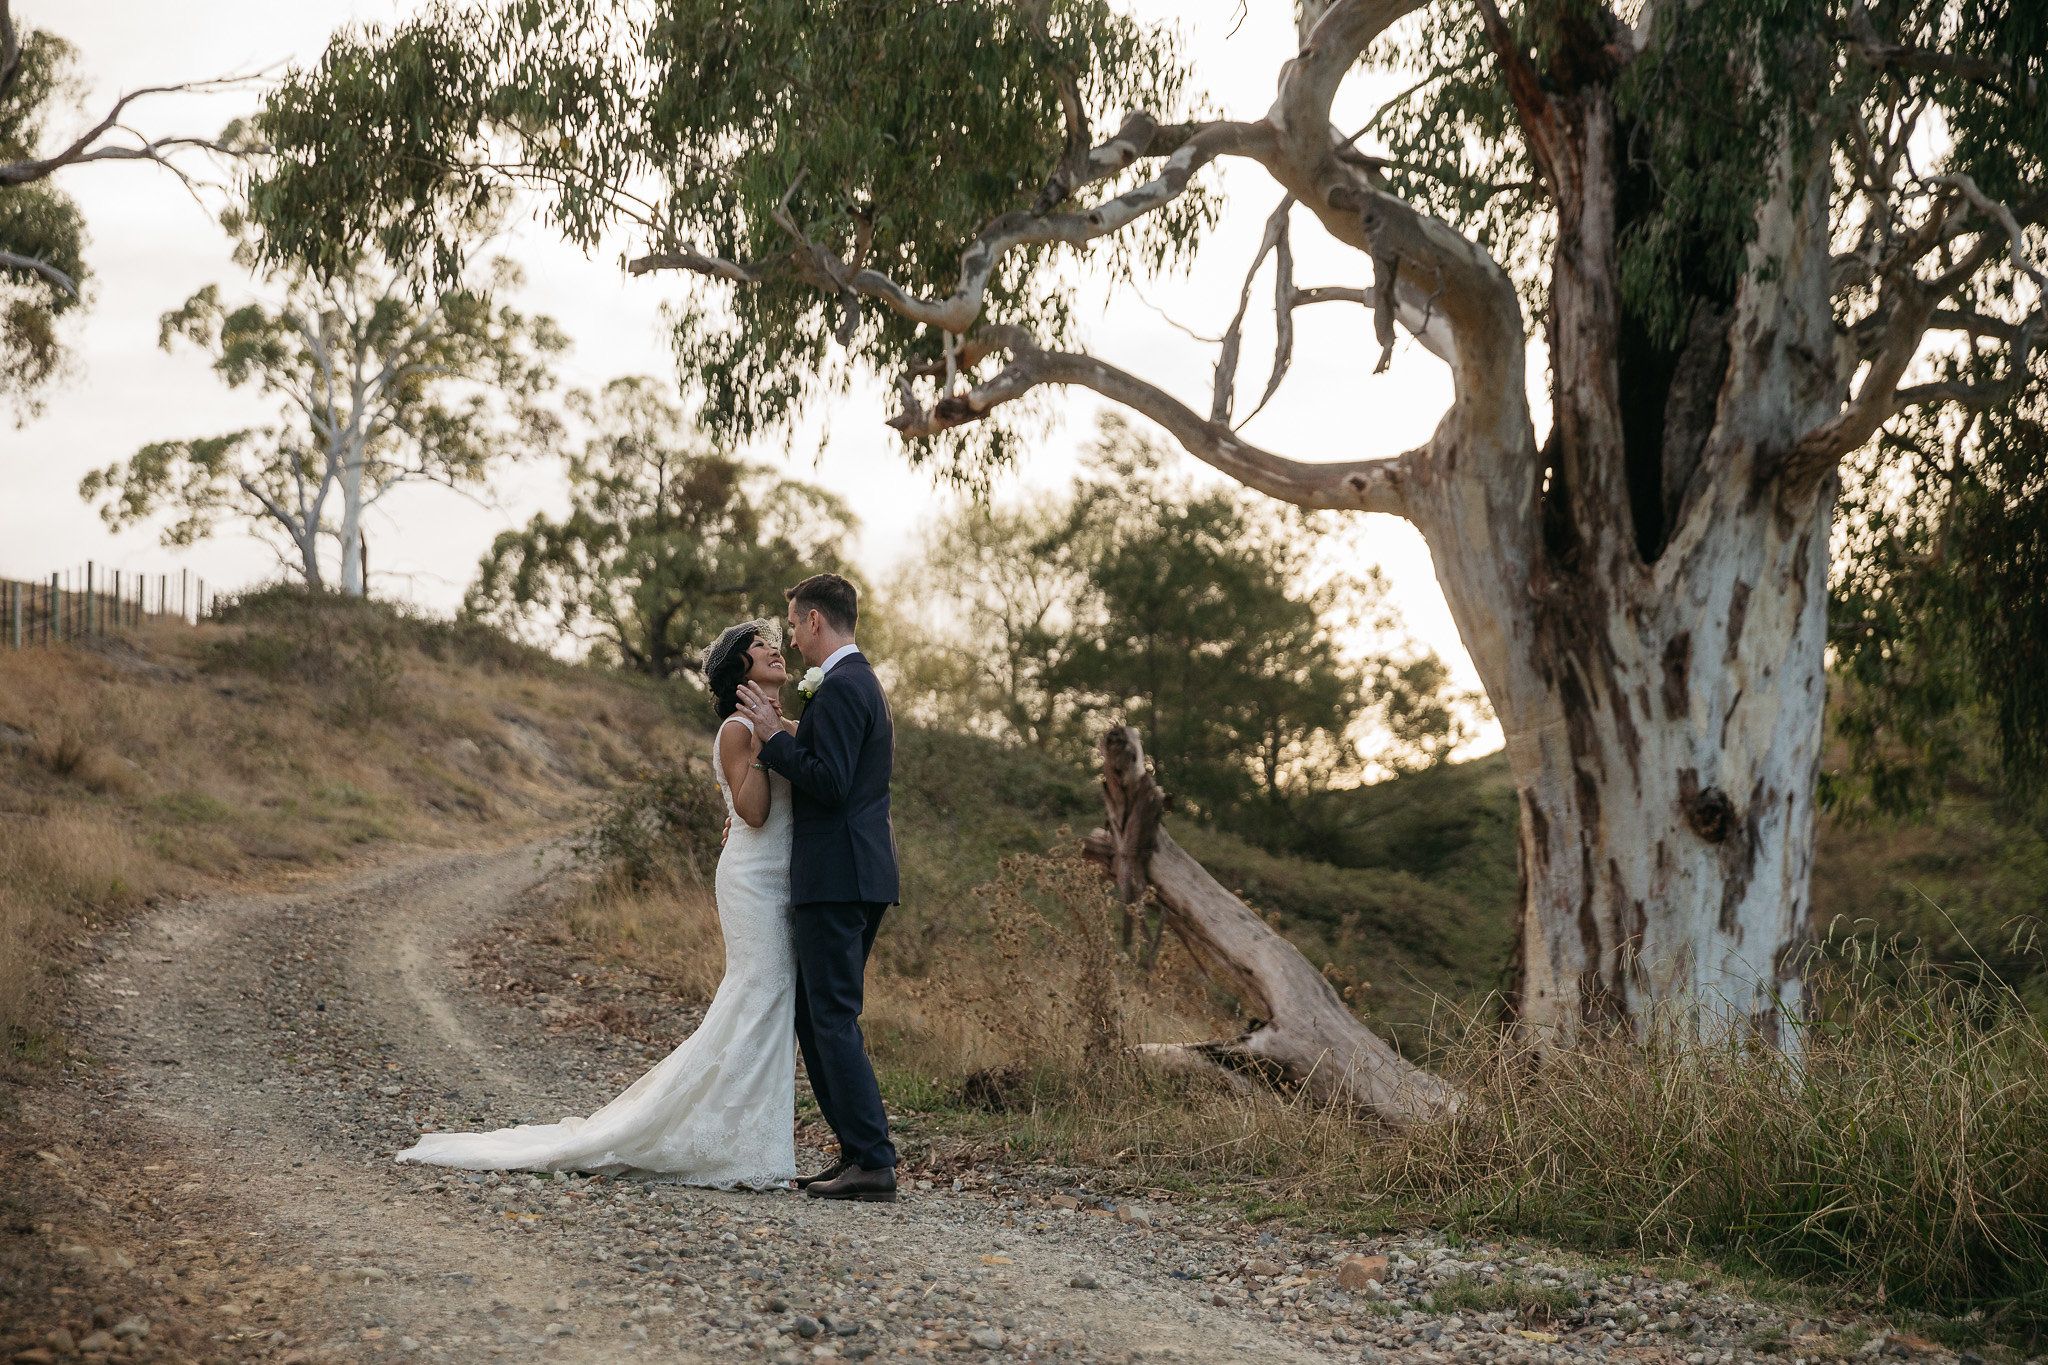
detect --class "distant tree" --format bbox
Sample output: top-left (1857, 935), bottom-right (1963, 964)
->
top-left (889, 491), bottom-right (1089, 749)
top-left (1060, 419), bottom-right (1384, 824)
top-left (895, 417), bottom-right (1473, 830)
top-left (465, 376), bottom-right (856, 677)
top-left (0, 0), bottom-right (251, 417)
top-left (81, 243), bottom-right (565, 595)
top-left (1830, 348), bottom-right (2048, 814)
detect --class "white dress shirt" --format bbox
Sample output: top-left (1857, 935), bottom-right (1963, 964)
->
top-left (819, 641), bottom-right (860, 678)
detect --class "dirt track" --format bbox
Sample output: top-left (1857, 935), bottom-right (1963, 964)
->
top-left (12, 835), bottom-right (1970, 1363)
top-left (52, 837), bottom-right (1349, 1362)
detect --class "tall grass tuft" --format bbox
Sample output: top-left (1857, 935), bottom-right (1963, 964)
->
top-left (1369, 948), bottom-right (2048, 1329)
top-left (903, 852), bottom-right (2048, 1336)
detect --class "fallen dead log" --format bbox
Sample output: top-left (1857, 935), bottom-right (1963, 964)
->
top-left (1083, 725), bottom-right (1458, 1126)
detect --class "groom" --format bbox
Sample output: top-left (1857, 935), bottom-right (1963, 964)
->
top-left (735, 572), bottom-right (900, 1202)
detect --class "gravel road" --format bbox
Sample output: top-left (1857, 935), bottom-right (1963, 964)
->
top-left (20, 835), bottom-right (1987, 1364)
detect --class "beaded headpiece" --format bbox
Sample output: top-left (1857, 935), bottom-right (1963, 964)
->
top-left (700, 617), bottom-right (782, 679)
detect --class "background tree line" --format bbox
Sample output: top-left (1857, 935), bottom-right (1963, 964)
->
top-left (885, 415), bottom-right (1480, 858)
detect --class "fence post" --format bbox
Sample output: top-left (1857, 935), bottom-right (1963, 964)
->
top-left (8, 582), bottom-right (18, 651)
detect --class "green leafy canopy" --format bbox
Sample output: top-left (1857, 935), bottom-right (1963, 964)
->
top-left (466, 375), bottom-right (857, 678)
top-left (0, 29), bottom-right (88, 415)
top-left (249, 0), bottom-right (1209, 468)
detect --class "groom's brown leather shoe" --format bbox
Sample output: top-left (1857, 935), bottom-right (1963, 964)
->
top-left (795, 1158), bottom-right (852, 1190)
top-left (804, 1164), bottom-right (897, 1202)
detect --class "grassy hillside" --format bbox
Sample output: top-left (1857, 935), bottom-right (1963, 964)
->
top-left (0, 586), bottom-right (679, 1074)
top-left (10, 585), bottom-right (2040, 1081)
top-left (5, 592), bottom-right (2043, 1339)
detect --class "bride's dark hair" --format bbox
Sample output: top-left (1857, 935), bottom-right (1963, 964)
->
top-left (701, 619), bottom-right (779, 720)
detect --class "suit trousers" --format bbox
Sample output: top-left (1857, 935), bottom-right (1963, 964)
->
top-left (792, 900), bottom-right (897, 1171)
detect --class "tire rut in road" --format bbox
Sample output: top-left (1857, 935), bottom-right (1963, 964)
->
top-left (86, 836), bottom-right (1336, 1362)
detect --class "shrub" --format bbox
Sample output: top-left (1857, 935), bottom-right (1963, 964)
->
top-left (572, 768), bottom-right (725, 891)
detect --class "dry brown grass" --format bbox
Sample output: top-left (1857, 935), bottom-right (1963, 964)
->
top-left (0, 588), bottom-right (679, 1075)
top-left (888, 877), bottom-right (2048, 1336)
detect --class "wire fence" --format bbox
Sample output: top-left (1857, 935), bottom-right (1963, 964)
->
top-left (1, 562), bottom-right (217, 651)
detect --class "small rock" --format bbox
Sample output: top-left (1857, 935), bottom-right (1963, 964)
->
top-left (380, 1085), bottom-right (403, 1097)
top-left (112, 1316), bottom-right (149, 1340)
top-left (969, 1328), bottom-right (1005, 1349)
top-left (1115, 1205), bottom-right (1152, 1227)
top-left (11, 1350), bottom-right (56, 1364)
top-left (1338, 1254), bottom-right (1389, 1291)
top-left (1050, 1195), bottom-right (1080, 1212)
top-left (1247, 1258), bottom-right (1284, 1278)
top-left (1068, 1272), bottom-right (1099, 1290)
top-left (43, 1329), bottom-right (77, 1355)
top-left (794, 1315), bottom-right (821, 1339)
top-left (78, 1331), bottom-right (120, 1354)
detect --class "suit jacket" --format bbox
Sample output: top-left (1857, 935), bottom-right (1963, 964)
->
top-left (758, 651), bottom-right (901, 906)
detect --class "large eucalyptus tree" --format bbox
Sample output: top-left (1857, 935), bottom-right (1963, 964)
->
top-left (248, 0), bottom-right (2045, 1045)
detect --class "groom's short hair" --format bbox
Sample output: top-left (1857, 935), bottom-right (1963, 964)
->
top-left (786, 573), bottom-right (859, 633)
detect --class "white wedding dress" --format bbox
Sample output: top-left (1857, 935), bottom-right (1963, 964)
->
top-left (394, 717), bottom-right (798, 1188)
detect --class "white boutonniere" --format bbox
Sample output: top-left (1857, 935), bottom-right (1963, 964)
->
top-left (797, 666), bottom-right (825, 707)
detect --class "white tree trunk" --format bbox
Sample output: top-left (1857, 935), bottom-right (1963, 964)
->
top-left (293, 525), bottom-right (325, 592)
top-left (336, 441), bottom-right (368, 598)
top-left (1395, 117), bottom-right (1841, 1048)
top-left (1455, 483), bottom-right (1835, 1046)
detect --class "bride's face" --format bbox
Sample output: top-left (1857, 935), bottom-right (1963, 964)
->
top-left (744, 636), bottom-right (787, 688)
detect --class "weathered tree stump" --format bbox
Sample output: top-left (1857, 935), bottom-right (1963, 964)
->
top-left (1083, 725), bottom-right (1457, 1126)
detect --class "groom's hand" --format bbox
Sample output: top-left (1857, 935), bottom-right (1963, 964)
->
top-left (735, 682), bottom-right (781, 736)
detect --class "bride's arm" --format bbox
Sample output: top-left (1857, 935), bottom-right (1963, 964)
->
top-left (718, 719), bottom-right (772, 828)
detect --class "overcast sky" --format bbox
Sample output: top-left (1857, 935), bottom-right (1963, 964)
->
top-left (3, 1), bottom-right (1508, 744)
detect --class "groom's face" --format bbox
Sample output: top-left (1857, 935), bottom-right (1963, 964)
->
top-left (787, 604), bottom-right (821, 665)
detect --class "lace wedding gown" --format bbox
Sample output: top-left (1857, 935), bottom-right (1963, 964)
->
top-left (394, 718), bottom-right (798, 1188)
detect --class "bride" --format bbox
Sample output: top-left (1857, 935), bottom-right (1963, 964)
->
top-left (395, 619), bottom-right (800, 1188)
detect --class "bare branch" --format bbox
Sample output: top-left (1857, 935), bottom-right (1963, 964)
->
top-left (0, 70), bottom-right (260, 188)
top-left (889, 328), bottom-right (1416, 517)
top-left (0, 246), bottom-right (78, 298)
top-left (0, 0), bottom-right (21, 106)
top-left (1271, 0), bottom-right (1427, 159)
top-left (1291, 284), bottom-right (1373, 309)
top-left (1841, 4), bottom-right (2035, 99)
top-left (1792, 234), bottom-right (2006, 474)
top-left (1927, 172), bottom-right (2048, 302)
top-left (1245, 206), bottom-right (1296, 427)
top-left (637, 118), bottom-right (1273, 338)
top-left (1211, 196), bottom-right (1292, 424)
top-left (1029, 66), bottom-right (1094, 216)
top-left (1472, 0), bottom-right (1572, 205)
top-left (626, 246), bottom-right (764, 283)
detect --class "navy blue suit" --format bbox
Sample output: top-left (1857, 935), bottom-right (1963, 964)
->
top-left (758, 650), bottom-right (900, 1170)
